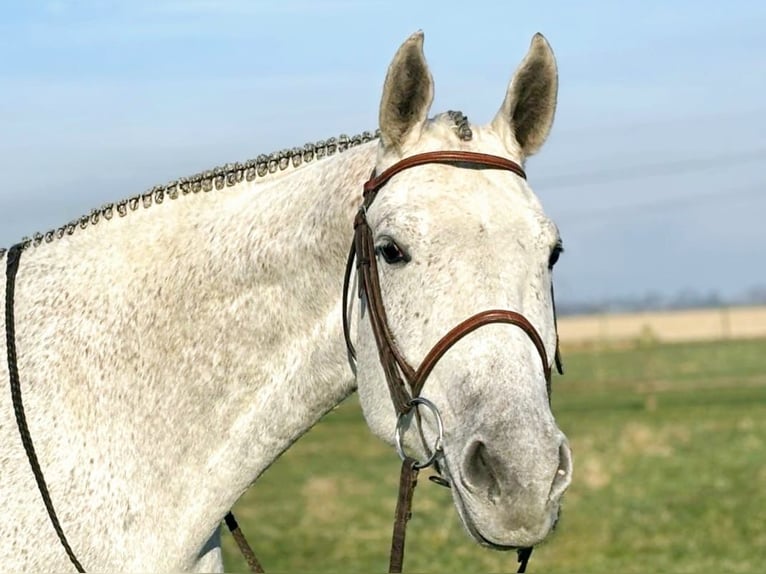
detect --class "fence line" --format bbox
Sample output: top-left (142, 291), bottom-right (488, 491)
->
top-left (557, 305), bottom-right (766, 346)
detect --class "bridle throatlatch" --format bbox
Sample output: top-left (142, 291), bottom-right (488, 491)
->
top-left (342, 151), bottom-right (563, 573)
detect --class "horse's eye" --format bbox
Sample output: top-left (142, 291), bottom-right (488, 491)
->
top-left (376, 239), bottom-right (410, 265)
top-left (549, 243), bottom-right (563, 269)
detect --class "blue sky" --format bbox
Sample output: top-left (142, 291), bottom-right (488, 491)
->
top-left (1, 0), bottom-right (764, 303)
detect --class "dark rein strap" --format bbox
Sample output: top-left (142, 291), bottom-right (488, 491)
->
top-left (4, 244), bottom-right (261, 573)
top-left (390, 459), bottom-right (531, 573)
top-left (224, 511), bottom-right (265, 572)
top-left (5, 243), bottom-right (86, 572)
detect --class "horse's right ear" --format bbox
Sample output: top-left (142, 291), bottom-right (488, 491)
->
top-left (379, 31), bottom-right (434, 152)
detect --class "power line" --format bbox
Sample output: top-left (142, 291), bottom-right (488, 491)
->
top-left (555, 182), bottom-right (764, 227)
top-left (535, 148), bottom-right (766, 189)
top-left (552, 107), bottom-right (766, 138)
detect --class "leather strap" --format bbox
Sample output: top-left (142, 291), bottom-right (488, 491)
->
top-left (224, 512), bottom-right (265, 573)
top-left (364, 151), bottom-right (527, 201)
top-left (5, 243), bottom-right (86, 573)
top-left (5, 243), bottom-right (85, 572)
top-left (388, 458), bottom-right (420, 573)
top-left (517, 547), bottom-right (534, 573)
top-left (411, 309), bottom-right (551, 398)
top-left (4, 245), bottom-right (262, 574)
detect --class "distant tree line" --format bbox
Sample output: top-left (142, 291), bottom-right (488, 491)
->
top-left (558, 285), bottom-right (766, 316)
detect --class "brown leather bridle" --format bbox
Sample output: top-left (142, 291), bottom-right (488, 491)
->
top-left (4, 150), bottom-right (562, 574)
top-left (342, 151), bottom-right (564, 573)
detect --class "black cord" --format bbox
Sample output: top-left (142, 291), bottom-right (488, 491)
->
top-left (6, 243), bottom-right (85, 572)
top-left (517, 547), bottom-right (533, 573)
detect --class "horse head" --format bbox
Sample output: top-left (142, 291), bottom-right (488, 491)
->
top-left (353, 31), bottom-right (572, 550)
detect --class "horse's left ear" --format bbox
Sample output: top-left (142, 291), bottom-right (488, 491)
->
top-left (492, 33), bottom-right (558, 157)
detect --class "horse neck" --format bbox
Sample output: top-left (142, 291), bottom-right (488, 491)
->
top-left (181, 141), bottom-right (376, 482)
top-left (168, 143), bottom-right (374, 533)
top-left (9, 140), bottom-right (375, 565)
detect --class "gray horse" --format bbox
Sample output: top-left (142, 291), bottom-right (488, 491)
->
top-left (1, 31), bottom-right (571, 571)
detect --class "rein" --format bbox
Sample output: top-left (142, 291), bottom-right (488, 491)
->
top-left (343, 150), bottom-right (563, 573)
top-left (5, 244), bottom-right (86, 572)
top-left (4, 244), bottom-right (261, 573)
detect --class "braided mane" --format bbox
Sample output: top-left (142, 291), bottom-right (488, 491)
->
top-left (0, 110), bottom-right (475, 259)
top-left (0, 130), bottom-right (380, 258)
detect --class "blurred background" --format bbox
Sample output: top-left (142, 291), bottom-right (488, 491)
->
top-left (1, 1), bottom-right (764, 572)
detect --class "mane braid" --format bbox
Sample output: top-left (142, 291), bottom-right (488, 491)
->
top-left (1, 129), bottom-right (381, 256)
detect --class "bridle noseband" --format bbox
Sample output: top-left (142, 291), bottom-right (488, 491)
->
top-left (342, 150), bottom-right (564, 573)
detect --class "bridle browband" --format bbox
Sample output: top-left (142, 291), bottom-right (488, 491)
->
top-left (342, 150), bottom-right (563, 573)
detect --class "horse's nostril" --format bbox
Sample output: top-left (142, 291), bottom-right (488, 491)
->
top-left (462, 440), bottom-right (502, 501)
top-left (549, 438), bottom-right (573, 501)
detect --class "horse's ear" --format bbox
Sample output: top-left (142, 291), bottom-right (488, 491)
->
top-left (492, 33), bottom-right (558, 157)
top-left (379, 31), bottom-right (434, 151)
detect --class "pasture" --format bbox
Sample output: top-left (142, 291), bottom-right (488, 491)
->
top-left (558, 305), bottom-right (766, 346)
top-left (221, 336), bottom-right (766, 573)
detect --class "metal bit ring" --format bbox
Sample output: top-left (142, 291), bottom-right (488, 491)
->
top-left (395, 397), bottom-right (445, 470)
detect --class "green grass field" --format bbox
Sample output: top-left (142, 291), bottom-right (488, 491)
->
top-left (222, 338), bottom-right (766, 573)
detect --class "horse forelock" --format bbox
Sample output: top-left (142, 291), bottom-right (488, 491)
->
top-left (2, 130), bottom-right (381, 255)
top-left (443, 110), bottom-right (473, 141)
